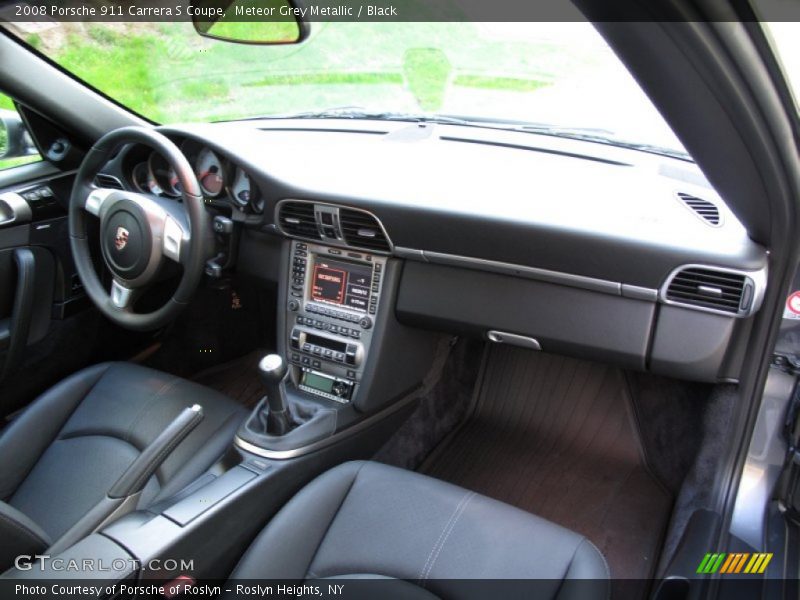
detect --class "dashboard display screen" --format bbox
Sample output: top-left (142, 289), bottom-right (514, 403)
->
top-left (310, 256), bottom-right (372, 312)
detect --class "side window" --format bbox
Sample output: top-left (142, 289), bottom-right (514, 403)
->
top-left (0, 92), bottom-right (41, 171)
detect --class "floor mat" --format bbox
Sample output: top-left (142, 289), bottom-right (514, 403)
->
top-left (191, 350), bottom-right (265, 408)
top-left (421, 345), bottom-right (672, 583)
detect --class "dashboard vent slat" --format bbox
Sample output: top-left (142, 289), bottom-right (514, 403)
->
top-left (666, 267), bottom-right (747, 314)
top-left (94, 174), bottom-right (124, 190)
top-left (339, 208), bottom-right (391, 252)
top-left (278, 201), bottom-right (321, 240)
top-left (677, 192), bottom-right (721, 226)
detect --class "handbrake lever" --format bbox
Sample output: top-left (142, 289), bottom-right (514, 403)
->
top-left (47, 405), bottom-right (204, 555)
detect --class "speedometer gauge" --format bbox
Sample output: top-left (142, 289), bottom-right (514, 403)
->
top-left (195, 148), bottom-right (225, 197)
top-left (132, 161), bottom-right (161, 195)
top-left (148, 152), bottom-right (181, 197)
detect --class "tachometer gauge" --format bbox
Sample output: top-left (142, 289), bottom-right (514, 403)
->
top-left (132, 161), bottom-right (161, 195)
top-left (195, 148), bottom-right (225, 197)
top-left (229, 167), bottom-right (261, 212)
top-left (148, 152), bottom-right (181, 197)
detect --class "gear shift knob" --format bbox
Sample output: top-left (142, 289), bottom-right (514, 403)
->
top-left (257, 354), bottom-right (292, 436)
top-left (258, 354), bottom-right (287, 386)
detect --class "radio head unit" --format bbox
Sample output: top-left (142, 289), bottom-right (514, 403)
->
top-left (286, 240), bottom-right (387, 403)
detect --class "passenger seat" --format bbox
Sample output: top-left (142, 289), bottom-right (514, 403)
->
top-left (226, 461), bottom-right (609, 598)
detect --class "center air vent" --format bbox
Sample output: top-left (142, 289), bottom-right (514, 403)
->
top-left (94, 174), bottom-right (124, 190)
top-left (339, 208), bottom-right (391, 252)
top-left (665, 267), bottom-right (751, 315)
top-left (278, 201), bottom-right (320, 240)
top-left (676, 192), bottom-right (721, 226)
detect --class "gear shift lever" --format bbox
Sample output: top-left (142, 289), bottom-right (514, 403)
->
top-left (258, 354), bottom-right (293, 435)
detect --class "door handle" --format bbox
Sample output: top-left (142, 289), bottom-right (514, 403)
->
top-left (0, 248), bottom-right (36, 378)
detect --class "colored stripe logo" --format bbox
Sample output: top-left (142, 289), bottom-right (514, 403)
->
top-left (696, 553), bottom-right (772, 575)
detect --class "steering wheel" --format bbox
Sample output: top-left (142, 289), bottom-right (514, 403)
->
top-left (69, 127), bottom-right (210, 331)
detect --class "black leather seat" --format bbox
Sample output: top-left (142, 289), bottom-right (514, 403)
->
top-left (226, 461), bottom-right (610, 599)
top-left (0, 362), bottom-right (246, 570)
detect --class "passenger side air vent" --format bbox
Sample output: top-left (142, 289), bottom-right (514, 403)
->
top-left (278, 201), bottom-right (321, 240)
top-left (665, 267), bottom-right (749, 315)
top-left (676, 192), bottom-right (720, 226)
top-left (94, 174), bottom-right (124, 190)
top-left (339, 208), bottom-right (391, 252)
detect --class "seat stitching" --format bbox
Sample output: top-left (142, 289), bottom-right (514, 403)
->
top-left (417, 489), bottom-right (473, 585)
top-left (582, 537), bottom-right (611, 581)
top-left (0, 510), bottom-right (49, 548)
top-left (578, 537), bottom-right (611, 600)
top-left (302, 462), bottom-right (368, 579)
top-left (420, 491), bottom-right (476, 585)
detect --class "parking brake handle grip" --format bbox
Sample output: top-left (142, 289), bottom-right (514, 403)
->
top-left (109, 404), bottom-right (204, 499)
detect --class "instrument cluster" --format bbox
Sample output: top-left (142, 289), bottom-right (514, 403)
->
top-left (128, 139), bottom-right (263, 214)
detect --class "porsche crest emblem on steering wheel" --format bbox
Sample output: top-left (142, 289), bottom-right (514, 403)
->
top-left (115, 226), bottom-right (130, 251)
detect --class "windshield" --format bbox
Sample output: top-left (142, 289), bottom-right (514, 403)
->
top-left (5, 21), bottom-right (686, 155)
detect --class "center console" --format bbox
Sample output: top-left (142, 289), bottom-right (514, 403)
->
top-left (285, 240), bottom-right (388, 403)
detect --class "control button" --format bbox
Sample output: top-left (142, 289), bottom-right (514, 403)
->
top-left (329, 325), bottom-right (339, 333)
top-left (312, 346), bottom-right (322, 356)
top-left (346, 370), bottom-right (357, 380)
top-left (39, 187), bottom-right (54, 198)
top-left (302, 343), bottom-right (312, 352)
top-left (351, 331), bottom-right (361, 339)
top-left (369, 307), bottom-right (376, 314)
top-left (291, 292), bottom-right (302, 298)
top-left (349, 314), bottom-right (359, 323)
top-left (345, 345), bottom-right (358, 365)
top-left (328, 248), bottom-right (342, 255)
top-left (296, 250), bottom-right (308, 257)
top-left (307, 305), bottom-right (318, 314)
top-left (359, 316), bottom-right (373, 330)
top-left (296, 243), bottom-right (307, 250)
top-left (322, 323), bottom-right (331, 330)
top-left (323, 349), bottom-right (333, 359)
top-left (347, 252), bottom-right (362, 260)
top-left (313, 320), bottom-right (323, 329)
top-left (288, 299), bottom-right (299, 311)
top-left (312, 360), bottom-right (321, 369)
top-left (301, 357), bottom-right (311, 366)
top-left (372, 285), bottom-right (379, 293)
top-left (375, 263), bottom-right (382, 272)
top-left (291, 353), bottom-right (300, 362)
top-left (334, 352), bottom-right (345, 362)
top-left (340, 327), bottom-right (350, 336)
top-left (296, 316), bottom-right (304, 324)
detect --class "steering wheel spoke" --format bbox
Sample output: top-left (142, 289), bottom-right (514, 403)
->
top-left (109, 279), bottom-right (138, 310)
top-left (163, 214), bottom-right (189, 265)
top-left (84, 187), bottom-right (118, 217)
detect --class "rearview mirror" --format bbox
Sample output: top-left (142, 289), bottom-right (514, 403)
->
top-left (191, 0), bottom-right (309, 45)
top-left (0, 110), bottom-right (37, 161)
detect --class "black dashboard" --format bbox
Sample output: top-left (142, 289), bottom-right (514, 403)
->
top-left (94, 118), bottom-right (770, 384)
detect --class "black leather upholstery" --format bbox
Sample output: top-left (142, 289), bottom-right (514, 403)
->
top-left (0, 501), bottom-right (50, 571)
top-left (227, 461), bottom-right (610, 599)
top-left (0, 362), bottom-right (246, 559)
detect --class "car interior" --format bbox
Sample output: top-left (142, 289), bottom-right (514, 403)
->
top-left (1, 3), bottom-right (799, 600)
